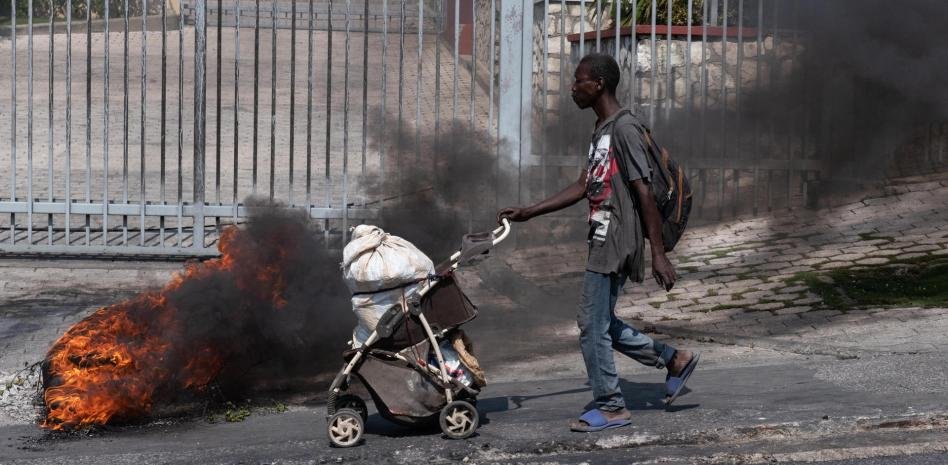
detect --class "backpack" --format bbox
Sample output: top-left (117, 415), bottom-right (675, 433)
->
top-left (611, 110), bottom-right (692, 252)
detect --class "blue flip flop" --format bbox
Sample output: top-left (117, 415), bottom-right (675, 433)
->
top-left (664, 352), bottom-right (700, 406)
top-left (569, 409), bottom-right (632, 432)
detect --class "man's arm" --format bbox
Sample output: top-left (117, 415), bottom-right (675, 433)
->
top-left (497, 170), bottom-right (587, 223)
top-left (630, 178), bottom-right (677, 291)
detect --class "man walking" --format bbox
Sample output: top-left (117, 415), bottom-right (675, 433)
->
top-left (497, 53), bottom-right (699, 432)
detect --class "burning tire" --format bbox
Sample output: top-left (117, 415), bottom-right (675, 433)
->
top-left (439, 400), bottom-right (479, 440)
top-left (327, 408), bottom-right (364, 448)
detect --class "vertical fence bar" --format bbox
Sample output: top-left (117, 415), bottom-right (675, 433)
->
top-left (594, 0), bottom-right (601, 52)
top-left (752, 0), bottom-right (762, 216)
top-left (452, 0), bottom-right (458, 122)
top-left (289, 0), bottom-right (297, 205)
top-left (685, 0), bottom-right (693, 157)
top-left (47, 2), bottom-right (54, 245)
top-left (66, 0), bottom-right (73, 245)
top-left (102, 0), bottom-right (110, 245)
top-left (9, 0), bottom-right (16, 245)
top-left (269, 0), bottom-right (277, 201)
top-left (719, 0), bottom-right (727, 220)
top-left (614, 0), bottom-right (620, 59)
top-left (468, 0), bottom-right (475, 129)
top-left (194, 0), bottom-right (207, 250)
top-left (556, 0), bottom-right (563, 158)
top-left (396, 0), bottom-right (404, 180)
top-left (215, 0), bottom-right (222, 206)
top-left (325, 0), bottom-right (333, 180)
top-left (362, 0), bottom-right (369, 173)
top-left (160, 0), bottom-right (167, 244)
top-left (417, 0), bottom-right (424, 161)
top-left (648, 0), bottom-right (656, 126)
top-left (630, 0), bottom-right (637, 111)
top-left (253, 0), bottom-right (259, 194)
top-left (233, 0), bottom-right (241, 221)
top-left (771, 0), bottom-right (778, 211)
top-left (786, 1), bottom-right (796, 209)
top-left (28, 0), bottom-right (33, 244)
top-left (342, 0), bottom-right (351, 241)
top-left (177, 2), bottom-right (184, 245)
top-left (699, 0), bottom-right (708, 218)
top-left (541, 0), bottom-right (548, 197)
top-left (579, 0), bottom-right (584, 53)
top-left (84, 0), bottom-right (91, 244)
top-left (734, 0), bottom-right (744, 217)
top-left (380, 0), bottom-right (387, 186)
top-left (491, 0), bottom-right (498, 147)
top-left (432, 0), bottom-right (440, 150)
top-left (664, 0), bottom-right (671, 122)
top-left (123, 0), bottom-right (129, 245)
top-left (306, 0), bottom-right (314, 206)
top-left (140, 0), bottom-right (148, 245)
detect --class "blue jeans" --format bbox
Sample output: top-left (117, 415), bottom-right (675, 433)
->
top-left (578, 270), bottom-right (676, 411)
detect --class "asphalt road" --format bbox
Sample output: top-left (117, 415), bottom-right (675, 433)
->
top-left (2, 353), bottom-right (946, 464)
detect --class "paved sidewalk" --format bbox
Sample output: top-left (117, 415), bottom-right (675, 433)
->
top-left (499, 172), bottom-right (948, 358)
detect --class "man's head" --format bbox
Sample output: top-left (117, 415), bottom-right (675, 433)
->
top-left (571, 53), bottom-right (621, 109)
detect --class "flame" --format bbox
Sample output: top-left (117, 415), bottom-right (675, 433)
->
top-left (42, 224), bottom-right (297, 430)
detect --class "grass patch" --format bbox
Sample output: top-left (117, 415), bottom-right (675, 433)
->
top-left (792, 255), bottom-right (948, 310)
top-left (0, 16), bottom-right (52, 27)
top-left (857, 232), bottom-right (895, 243)
top-left (707, 243), bottom-right (762, 259)
top-left (706, 303), bottom-right (746, 312)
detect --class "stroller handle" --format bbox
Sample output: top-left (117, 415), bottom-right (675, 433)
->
top-left (448, 218), bottom-right (511, 264)
top-left (492, 218), bottom-right (512, 245)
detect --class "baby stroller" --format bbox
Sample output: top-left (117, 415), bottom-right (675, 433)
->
top-left (325, 219), bottom-right (512, 447)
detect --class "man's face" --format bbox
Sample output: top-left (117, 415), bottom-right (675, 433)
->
top-left (571, 63), bottom-right (601, 109)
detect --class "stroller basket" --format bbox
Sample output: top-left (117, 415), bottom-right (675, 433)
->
top-left (358, 340), bottom-right (444, 426)
top-left (374, 272), bottom-right (477, 352)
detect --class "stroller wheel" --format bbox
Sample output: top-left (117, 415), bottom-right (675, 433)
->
top-left (439, 400), bottom-right (479, 440)
top-left (335, 395), bottom-right (368, 423)
top-left (327, 409), bottom-right (364, 448)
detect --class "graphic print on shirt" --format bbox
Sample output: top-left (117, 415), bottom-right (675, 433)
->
top-left (586, 132), bottom-right (620, 244)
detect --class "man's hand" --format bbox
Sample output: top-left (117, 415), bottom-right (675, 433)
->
top-left (651, 250), bottom-right (677, 291)
top-left (497, 207), bottom-right (532, 224)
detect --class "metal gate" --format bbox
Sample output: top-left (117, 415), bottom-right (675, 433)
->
top-left (0, 0), bottom-right (534, 256)
top-left (4, 0), bottom-right (871, 257)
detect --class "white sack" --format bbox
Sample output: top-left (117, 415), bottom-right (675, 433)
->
top-left (342, 224), bottom-right (435, 294)
top-left (350, 282), bottom-right (424, 347)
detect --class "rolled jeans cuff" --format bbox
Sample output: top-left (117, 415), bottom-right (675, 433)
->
top-left (654, 342), bottom-right (676, 370)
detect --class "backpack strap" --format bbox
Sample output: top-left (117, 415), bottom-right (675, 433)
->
top-left (608, 109), bottom-right (636, 186)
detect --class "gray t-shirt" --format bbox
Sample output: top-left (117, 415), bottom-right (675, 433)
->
top-left (584, 109), bottom-right (652, 279)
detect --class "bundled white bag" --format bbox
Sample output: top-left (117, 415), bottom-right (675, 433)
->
top-left (344, 225), bottom-right (434, 346)
top-left (342, 225), bottom-right (435, 294)
top-left (350, 282), bottom-right (423, 347)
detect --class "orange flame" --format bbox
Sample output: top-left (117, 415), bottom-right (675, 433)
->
top-left (42, 225), bottom-right (294, 430)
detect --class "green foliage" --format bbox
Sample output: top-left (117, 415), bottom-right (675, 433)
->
top-left (223, 402), bottom-right (252, 423)
top-left (0, 0), bottom-right (161, 23)
top-left (587, 0), bottom-right (706, 28)
top-left (794, 256), bottom-right (948, 310)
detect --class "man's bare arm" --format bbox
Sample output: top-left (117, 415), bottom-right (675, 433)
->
top-left (497, 171), bottom-right (587, 223)
top-left (630, 178), bottom-right (677, 291)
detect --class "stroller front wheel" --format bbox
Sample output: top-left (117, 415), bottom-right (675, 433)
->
top-left (439, 400), bottom-right (479, 440)
top-left (328, 409), bottom-right (365, 447)
top-left (334, 394), bottom-right (368, 423)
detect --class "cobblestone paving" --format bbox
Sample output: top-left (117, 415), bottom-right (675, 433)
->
top-left (502, 172), bottom-right (948, 356)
